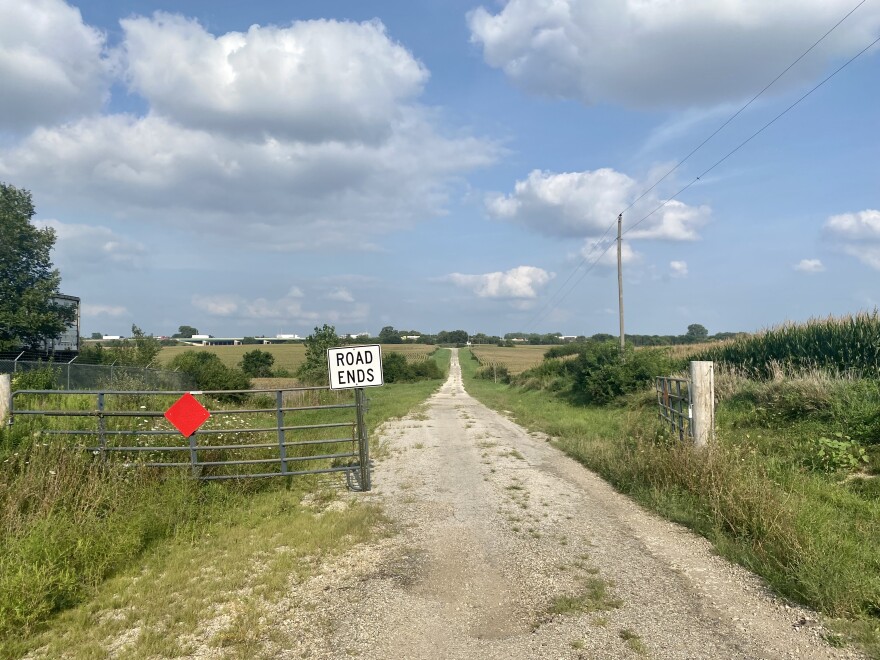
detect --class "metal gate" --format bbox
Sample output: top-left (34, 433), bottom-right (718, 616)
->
top-left (8, 386), bottom-right (371, 490)
top-left (655, 376), bottom-right (691, 442)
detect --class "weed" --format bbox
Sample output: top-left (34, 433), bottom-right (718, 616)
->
top-left (547, 577), bottom-right (623, 615)
top-left (619, 628), bottom-right (647, 655)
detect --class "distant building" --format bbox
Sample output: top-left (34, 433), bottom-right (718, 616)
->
top-left (102, 335), bottom-right (122, 340)
top-left (347, 332), bottom-right (370, 339)
top-left (41, 294), bottom-right (80, 354)
top-left (401, 335), bottom-right (421, 341)
top-left (276, 334), bottom-right (302, 340)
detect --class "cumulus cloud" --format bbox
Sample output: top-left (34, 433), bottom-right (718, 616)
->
top-left (121, 14), bottom-right (427, 142)
top-left (82, 304), bottom-right (129, 317)
top-left (0, 13), bottom-right (497, 251)
top-left (486, 169), bottom-right (709, 241)
top-left (670, 260), bottom-right (689, 277)
top-left (825, 209), bottom-right (880, 269)
top-left (468, 0), bottom-right (880, 108)
top-left (34, 219), bottom-right (146, 270)
top-left (326, 287), bottom-right (355, 303)
top-left (794, 259), bottom-right (825, 273)
top-left (580, 238), bottom-right (639, 268)
top-left (0, 0), bottom-right (112, 132)
top-left (192, 289), bottom-right (368, 324)
top-left (444, 266), bottom-right (554, 300)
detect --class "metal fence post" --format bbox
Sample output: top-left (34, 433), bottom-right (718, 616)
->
top-left (355, 387), bottom-right (371, 491)
top-left (277, 390), bottom-right (288, 475)
top-left (13, 351), bottom-right (24, 373)
top-left (689, 361), bottom-right (715, 448)
top-left (97, 392), bottom-right (106, 460)
top-left (66, 355), bottom-right (77, 390)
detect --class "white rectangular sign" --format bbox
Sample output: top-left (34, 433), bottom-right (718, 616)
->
top-left (327, 344), bottom-right (384, 390)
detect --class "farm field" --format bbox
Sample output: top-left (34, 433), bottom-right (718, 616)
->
top-left (158, 342), bottom-right (435, 373)
top-left (469, 344), bottom-right (554, 375)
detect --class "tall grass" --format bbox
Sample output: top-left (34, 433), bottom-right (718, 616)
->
top-left (696, 312), bottom-right (880, 377)
top-left (0, 349), bottom-right (450, 653)
top-left (459, 348), bottom-right (880, 657)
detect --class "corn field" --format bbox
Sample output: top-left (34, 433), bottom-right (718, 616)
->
top-left (694, 312), bottom-right (880, 377)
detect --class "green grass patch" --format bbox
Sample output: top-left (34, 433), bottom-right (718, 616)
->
top-left (0, 353), bottom-right (450, 657)
top-left (460, 349), bottom-right (880, 658)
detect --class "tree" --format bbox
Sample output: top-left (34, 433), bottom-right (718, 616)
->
top-left (0, 183), bottom-right (75, 351)
top-left (90, 332), bottom-right (103, 340)
top-left (296, 324), bottom-right (341, 384)
top-left (685, 324), bottom-right (709, 342)
top-left (101, 324), bottom-right (162, 366)
top-left (239, 349), bottom-right (275, 377)
top-left (378, 326), bottom-right (401, 344)
top-left (173, 325), bottom-right (199, 338)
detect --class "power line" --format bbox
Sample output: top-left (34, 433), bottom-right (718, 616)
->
top-left (618, 0), bottom-right (869, 218)
top-left (623, 30), bottom-right (880, 240)
top-left (525, 6), bottom-right (877, 332)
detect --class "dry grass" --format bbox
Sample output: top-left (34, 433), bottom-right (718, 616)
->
top-left (470, 345), bottom-right (555, 375)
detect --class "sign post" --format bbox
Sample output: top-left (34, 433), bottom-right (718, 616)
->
top-left (164, 392), bottom-right (211, 477)
top-left (327, 345), bottom-right (383, 490)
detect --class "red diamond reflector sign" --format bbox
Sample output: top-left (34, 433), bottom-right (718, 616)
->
top-left (164, 393), bottom-right (210, 438)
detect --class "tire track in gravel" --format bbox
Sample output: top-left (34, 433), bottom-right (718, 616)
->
top-left (301, 349), bottom-right (862, 659)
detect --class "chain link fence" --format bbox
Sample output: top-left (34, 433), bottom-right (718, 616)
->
top-left (0, 359), bottom-right (194, 391)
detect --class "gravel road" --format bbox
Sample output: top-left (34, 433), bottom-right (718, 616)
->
top-left (288, 349), bottom-right (862, 659)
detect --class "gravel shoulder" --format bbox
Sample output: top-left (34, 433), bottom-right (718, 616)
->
top-left (282, 349), bottom-right (863, 659)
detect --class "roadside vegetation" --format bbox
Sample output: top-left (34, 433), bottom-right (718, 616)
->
top-left (0, 344), bottom-right (450, 657)
top-left (463, 314), bottom-right (880, 657)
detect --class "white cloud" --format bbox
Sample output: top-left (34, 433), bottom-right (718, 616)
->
top-left (34, 219), bottom-right (146, 270)
top-left (825, 209), bottom-right (880, 239)
top-left (825, 209), bottom-right (880, 270)
top-left (120, 14), bottom-right (428, 143)
top-left (670, 260), bottom-right (689, 277)
top-left (326, 287), bottom-right (355, 303)
top-left (794, 258), bottom-right (825, 273)
top-left (444, 266), bottom-right (554, 300)
top-left (0, 13), bottom-right (497, 251)
top-left (468, 0), bottom-right (880, 108)
top-left (580, 238), bottom-right (639, 268)
top-left (0, 0), bottom-right (112, 132)
top-left (192, 289), bottom-right (368, 325)
top-left (82, 304), bottom-right (129, 317)
top-left (486, 169), bottom-right (709, 241)
top-left (2, 111), bottom-right (496, 251)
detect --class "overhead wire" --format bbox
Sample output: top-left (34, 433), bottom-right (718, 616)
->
top-left (523, 0), bottom-right (876, 331)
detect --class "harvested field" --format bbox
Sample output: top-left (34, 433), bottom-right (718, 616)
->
top-left (159, 342), bottom-right (436, 373)
top-left (469, 345), bottom-right (554, 375)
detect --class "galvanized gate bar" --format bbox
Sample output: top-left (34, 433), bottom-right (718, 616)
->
top-left (656, 376), bottom-right (691, 441)
top-left (9, 386), bottom-right (372, 490)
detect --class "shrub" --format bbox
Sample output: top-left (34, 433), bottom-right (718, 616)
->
top-left (239, 349), bottom-right (275, 377)
top-left (477, 364), bottom-right (510, 383)
top-left (382, 351), bottom-right (444, 383)
top-left (11, 366), bottom-right (59, 391)
top-left (382, 352), bottom-right (408, 383)
top-left (296, 324), bottom-right (340, 385)
top-left (168, 351), bottom-right (250, 398)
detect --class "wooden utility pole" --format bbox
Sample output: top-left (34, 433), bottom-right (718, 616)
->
top-left (617, 213), bottom-right (625, 352)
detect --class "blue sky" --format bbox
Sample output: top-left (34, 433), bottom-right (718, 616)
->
top-left (1, 0), bottom-right (878, 338)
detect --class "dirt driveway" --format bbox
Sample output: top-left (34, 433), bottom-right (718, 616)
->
top-left (290, 349), bottom-right (861, 659)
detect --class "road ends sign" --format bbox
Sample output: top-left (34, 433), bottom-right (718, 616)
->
top-left (328, 344), bottom-right (384, 390)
